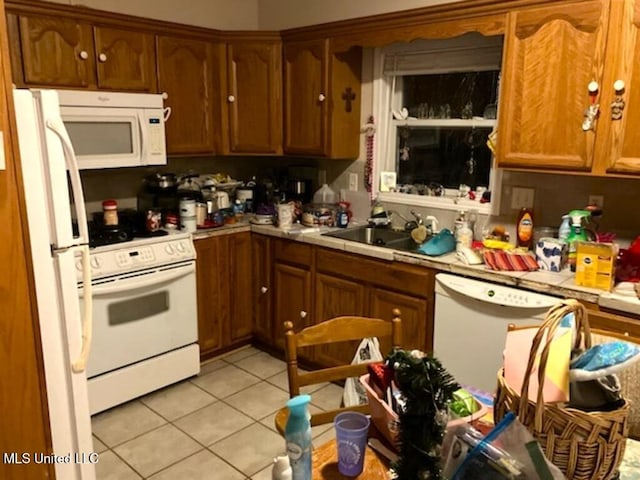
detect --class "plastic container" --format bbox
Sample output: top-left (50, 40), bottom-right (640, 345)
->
top-left (558, 215), bottom-right (571, 243)
top-left (312, 183), bottom-right (337, 205)
top-left (102, 199), bottom-right (118, 226)
top-left (359, 374), bottom-right (489, 447)
top-left (272, 455), bottom-right (292, 480)
top-left (285, 395), bottom-right (312, 480)
top-left (455, 220), bottom-right (473, 252)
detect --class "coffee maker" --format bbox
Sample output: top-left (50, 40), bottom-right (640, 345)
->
top-left (286, 179), bottom-right (312, 204)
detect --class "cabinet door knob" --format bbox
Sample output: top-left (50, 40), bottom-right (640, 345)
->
top-left (98, 53), bottom-right (108, 62)
top-left (613, 80), bottom-right (626, 92)
top-left (78, 50), bottom-right (89, 60)
top-left (161, 92), bottom-right (169, 100)
top-left (318, 93), bottom-right (326, 102)
top-left (300, 310), bottom-right (307, 319)
top-left (611, 80), bottom-right (626, 121)
top-left (228, 95), bottom-right (236, 103)
top-left (261, 286), bottom-right (268, 294)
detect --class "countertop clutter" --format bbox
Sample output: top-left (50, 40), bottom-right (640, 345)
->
top-left (193, 219), bottom-right (640, 317)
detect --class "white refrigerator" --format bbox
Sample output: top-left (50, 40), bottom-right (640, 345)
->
top-left (13, 89), bottom-right (96, 480)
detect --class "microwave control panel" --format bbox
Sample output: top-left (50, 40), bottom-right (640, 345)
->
top-left (146, 112), bottom-right (165, 156)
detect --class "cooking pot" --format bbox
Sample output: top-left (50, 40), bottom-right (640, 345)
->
top-left (144, 173), bottom-right (177, 191)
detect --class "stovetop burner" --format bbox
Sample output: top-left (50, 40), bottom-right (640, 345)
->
top-left (88, 222), bottom-right (134, 248)
top-left (88, 209), bottom-right (169, 247)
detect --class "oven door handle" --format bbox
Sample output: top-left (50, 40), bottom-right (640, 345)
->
top-left (80, 265), bottom-right (194, 297)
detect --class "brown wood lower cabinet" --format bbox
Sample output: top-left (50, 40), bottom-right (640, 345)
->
top-left (252, 234), bottom-right (273, 343)
top-left (248, 237), bottom-right (435, 368)
top-left (195, 231), bottom-right (252, 360)
top-left (273, 262), bottom-right (312, 350)
top-left (313, 247), bottom-right (434, 367)
top-left (314, 272), bottom-right (367, 366)
top-left (370, 287), bottom-right (429, 355)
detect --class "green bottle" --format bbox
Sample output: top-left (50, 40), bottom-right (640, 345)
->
top-left (566, 210), bottom-right (590, 272)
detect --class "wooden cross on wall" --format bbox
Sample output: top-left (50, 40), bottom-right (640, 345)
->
top-left (342, 87), bottom-right (356, 113)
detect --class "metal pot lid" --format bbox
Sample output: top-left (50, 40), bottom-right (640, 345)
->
top-left (145, 172), bottom-right (177, 188)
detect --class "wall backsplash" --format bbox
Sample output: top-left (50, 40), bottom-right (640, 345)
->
top-left (81, 153), bottom-right (640, 244)
top-left (80, 155), bottom-right (319, 214)
top-left (497, 170), bottom-right (640, 241)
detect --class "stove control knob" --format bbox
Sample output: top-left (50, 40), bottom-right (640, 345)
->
top-left (165, 244), bottom-right (175, 255)
top-left (90, 257), bottom-right (101, 269)
top-left (76, 261), bottom-right (83, 271)
top-left (176, 242), bottom-right (185, 253)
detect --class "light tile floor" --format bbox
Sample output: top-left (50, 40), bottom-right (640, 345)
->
top-left (92, 346), bottom-right (340, 479)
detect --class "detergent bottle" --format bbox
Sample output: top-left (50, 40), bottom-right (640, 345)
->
top-left (566, 210), bottom-right (591, 272)
top-left (285, 394), bottom-right (312, 480)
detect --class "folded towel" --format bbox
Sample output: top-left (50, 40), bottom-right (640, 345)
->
top-left (483, 250), bottom-right (539, 271)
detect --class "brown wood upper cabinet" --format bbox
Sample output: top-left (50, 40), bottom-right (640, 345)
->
top-left (497, 0), bottom-right (640, 176)
top-left (11, 13), bottom-right (156, 91)
top-left (157, 35), bottom-right (215, 154)
top-left (217, 37), bottom-right (283, 155)
top-left (283, 38), bottom-right (362, 159)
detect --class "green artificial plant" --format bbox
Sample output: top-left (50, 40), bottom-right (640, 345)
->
top-left (386, 348), bottom-right (459, 480)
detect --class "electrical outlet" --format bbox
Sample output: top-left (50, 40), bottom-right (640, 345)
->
top-left (588, 194), bottom-right (604, 208)
top-left (511, 187), bottom-right (535, 209)
top-left (348, 173), bottom-right (358, 191)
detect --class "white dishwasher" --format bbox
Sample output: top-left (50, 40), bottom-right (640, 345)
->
top-left (433, 273), bottom-right (561, 394)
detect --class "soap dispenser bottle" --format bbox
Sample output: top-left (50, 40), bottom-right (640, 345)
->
top-left (566, 210), bottom-right (590, 272)
top-left (285, 394), bottom-right (312, 480)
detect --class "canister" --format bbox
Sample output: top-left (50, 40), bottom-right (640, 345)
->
top-left (179, 198), bottom-right (196, 232)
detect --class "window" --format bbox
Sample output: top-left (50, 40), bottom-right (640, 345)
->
top-left (372, 33), bottom-right (504, 213)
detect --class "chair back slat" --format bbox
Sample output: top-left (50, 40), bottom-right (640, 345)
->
top-left (275, 309), bottom-right (403, 436)
top-left (296, 316), bottom-right (393, 347)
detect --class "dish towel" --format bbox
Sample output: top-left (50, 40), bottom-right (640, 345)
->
top-left (483, 250), bottom-right (539, 271)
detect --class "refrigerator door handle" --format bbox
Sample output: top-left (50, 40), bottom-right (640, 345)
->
top-left (72, 245), bottom-right (93, 373)
top-left (45, 117), bottom-right (89, 245)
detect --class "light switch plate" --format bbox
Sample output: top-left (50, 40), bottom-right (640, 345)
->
top-left (511, 187), bottom-right (535, 209)
top-left (348, 173), bottom-right (358, 191)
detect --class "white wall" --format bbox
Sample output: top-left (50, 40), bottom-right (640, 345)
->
top-left (46, 0), bottom-right (463, 30)
top-left (47, 0), bottom-right (260, 30)
top-left (258, 0), bottom-right (464, 30)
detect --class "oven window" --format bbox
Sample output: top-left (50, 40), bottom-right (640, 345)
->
top-left (108, 291), bottom-right (169, 325)
top-left (65, 121), bottom-right (134, 156)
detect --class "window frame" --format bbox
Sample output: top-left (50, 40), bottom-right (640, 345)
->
top-left (371, 39), bottom-right (503, 215)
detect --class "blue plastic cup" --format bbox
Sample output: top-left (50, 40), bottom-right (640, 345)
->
top-left (334, 412), bottom-right (370, 476)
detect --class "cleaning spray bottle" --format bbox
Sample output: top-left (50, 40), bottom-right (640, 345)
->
top-left (566, 210), bottom-right (591, 271)
top-left (285, 394), bottom-right (312, 480)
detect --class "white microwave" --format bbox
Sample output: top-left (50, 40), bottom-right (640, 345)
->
top-left (56, 90), bottom-right (169, 170)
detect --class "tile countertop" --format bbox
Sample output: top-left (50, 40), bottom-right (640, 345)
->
top-left (193, 221), bottom-right (640, 317)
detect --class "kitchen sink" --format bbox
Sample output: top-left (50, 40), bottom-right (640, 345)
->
top-left (322, 226), bottom-right (424, 253)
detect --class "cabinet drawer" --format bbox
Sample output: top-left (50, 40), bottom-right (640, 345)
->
top-left (316, 248), bottom-right (432, 298)
top-left (274, 239), bottom-right (313, 267)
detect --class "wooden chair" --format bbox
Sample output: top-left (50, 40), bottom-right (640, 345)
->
top-left (274, 309), bottom-right (402, 436)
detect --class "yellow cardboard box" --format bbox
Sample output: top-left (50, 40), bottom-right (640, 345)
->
top-left (575, 242), bottom-right (617, 291)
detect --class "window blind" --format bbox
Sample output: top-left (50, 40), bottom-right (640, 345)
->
top-left (382, 33), bottom-right (503, 76)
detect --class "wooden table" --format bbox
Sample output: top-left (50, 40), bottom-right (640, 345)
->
top-left (312, 439), bottom-right (389, 479)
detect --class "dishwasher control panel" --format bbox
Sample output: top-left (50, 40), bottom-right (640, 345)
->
top-left (436, 273), bottom-right (559, 308)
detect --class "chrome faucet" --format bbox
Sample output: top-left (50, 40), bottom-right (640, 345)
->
top-left (410, 210), bottom-right (423, 226)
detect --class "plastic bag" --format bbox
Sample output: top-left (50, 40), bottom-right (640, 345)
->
top-left (343, 337), bottom-right (384, 407)
top-left (442, 412), bottom-right (566, 480)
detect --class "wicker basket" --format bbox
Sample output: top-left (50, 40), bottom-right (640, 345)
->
top-left (495, 299), bottom-right (630, 480)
